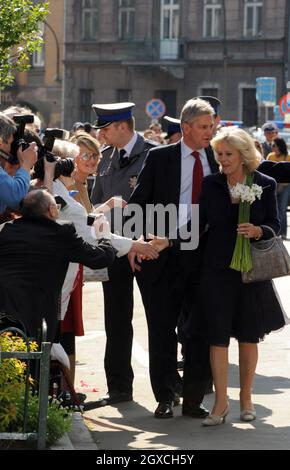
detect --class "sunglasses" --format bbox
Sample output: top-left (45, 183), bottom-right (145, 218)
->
top-left (80, 152), bottom-right (98, 161)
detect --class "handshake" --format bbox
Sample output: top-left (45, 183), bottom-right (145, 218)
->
top-left (92, 213), bottom-right (170, 272)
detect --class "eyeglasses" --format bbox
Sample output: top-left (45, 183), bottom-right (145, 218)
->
top-left (80, 152), bottom-right (98, 161)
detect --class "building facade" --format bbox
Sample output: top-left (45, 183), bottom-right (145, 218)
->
top-left (0, 0), bottom-right (64, 128)
top-left (63, 0), bottom-right (289, 130)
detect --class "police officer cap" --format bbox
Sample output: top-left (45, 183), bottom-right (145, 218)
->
top-left (163, 115), bottom-right (181, 138)
top-left (92, 102), bottom-right (135, 128)
top-left (195, 96), bottom-right (221, 116)
top-left (262, 122), bottom-right (278, 132)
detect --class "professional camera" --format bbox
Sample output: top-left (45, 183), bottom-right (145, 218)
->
top-left (8, 114), bottom-right (34, 164)
top-left (8, 114), bottom-right (74, 179)
top-left (33, 128), bottom-right (74, 180)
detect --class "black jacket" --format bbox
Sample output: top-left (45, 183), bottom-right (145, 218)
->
top-left (128, 142), bottom-right (219, 280)
top-left (0, 216), bottom-right (115, 341)
top-left (199, 171), bottom-right (280, 270)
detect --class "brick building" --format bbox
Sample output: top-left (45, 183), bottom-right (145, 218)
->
top-left (63, 0), bottom-right (290, 130)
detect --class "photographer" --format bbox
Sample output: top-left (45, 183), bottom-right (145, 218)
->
top-left (0, 113), bottom-right (37, 216)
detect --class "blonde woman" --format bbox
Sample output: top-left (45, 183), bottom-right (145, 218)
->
top-left (199, 128), bottom-right (285, 426)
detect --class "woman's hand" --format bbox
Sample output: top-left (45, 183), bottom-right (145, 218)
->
top-left (237, 223), bottom-right (262, 239)
top-left (94, 197), bottom-right (127, 213)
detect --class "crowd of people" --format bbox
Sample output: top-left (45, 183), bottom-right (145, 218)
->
top-left (0, 96), bottom-right (290, 427)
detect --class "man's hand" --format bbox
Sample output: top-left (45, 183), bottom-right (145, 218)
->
top-left (148, 233), bottom-right (170, 252)
top-left (127, 235), bottom-right (159, 272)
top-left (18, 142), bottom-right (38, 172)
top-left (128, 251), bottom-right (142, 273)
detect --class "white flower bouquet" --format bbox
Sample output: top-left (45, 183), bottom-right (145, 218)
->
top-left (229, 174), bottom-right (263, 273)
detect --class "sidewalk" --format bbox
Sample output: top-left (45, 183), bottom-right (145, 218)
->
top-left (74, 270), bottom-right (290, 451)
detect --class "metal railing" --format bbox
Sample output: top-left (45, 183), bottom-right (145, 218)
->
top-left (0, 319), bottom-right (51, 450)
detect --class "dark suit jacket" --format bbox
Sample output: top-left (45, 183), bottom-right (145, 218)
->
top-left (0, 216), bottom-right (116, 341)
top-left (199, 171), bottom-right (280, 270)
top-left (258, 160), bottom-right (290, 183)
top-left (128, 142), bottom-right (219, 280)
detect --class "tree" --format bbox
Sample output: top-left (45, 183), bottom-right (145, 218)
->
top-left (0, 0), bottom-right (49, 87)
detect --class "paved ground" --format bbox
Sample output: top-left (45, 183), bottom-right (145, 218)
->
top-left (75, 249), bottom-right (290, 451)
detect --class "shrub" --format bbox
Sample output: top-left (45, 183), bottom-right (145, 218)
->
top-left (0, 332), bottom-right (72, 445)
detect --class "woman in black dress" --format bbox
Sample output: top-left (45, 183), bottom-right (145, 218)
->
top-left (199, 128), bottom-right (286, 426)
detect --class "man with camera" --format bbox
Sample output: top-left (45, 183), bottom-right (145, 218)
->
top-left (0, 113), bottom-right (37, 216)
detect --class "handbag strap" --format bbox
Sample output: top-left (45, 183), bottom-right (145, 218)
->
top-left (253, 225), bottom-right (279, 252)
top-left (260, 225), bottom-right (277, 238)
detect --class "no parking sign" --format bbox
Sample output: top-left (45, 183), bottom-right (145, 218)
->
top-left (279, 93), bottom-right (290, 116)
top-left (145, 98), bottom-right (166, 119)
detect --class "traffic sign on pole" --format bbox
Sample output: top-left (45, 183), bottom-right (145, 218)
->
top-left (256, 77), bottom-right (276, 106)
top-left (145, 98), bottom-right (166, 119)
top-left (278, 93), bottom-right (290, 116)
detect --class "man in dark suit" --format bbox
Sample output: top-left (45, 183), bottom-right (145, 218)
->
top-left (128, 98), bottom-right (219, 418)
top-left (90, 103), bottom-right (157, 407)
top-left (0, 189), bottom-right (116, 343)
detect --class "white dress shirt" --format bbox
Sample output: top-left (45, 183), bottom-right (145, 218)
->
top-left (117, 131), bottom-right (138, 157)
top-left (178, 139), bottom-right (212, 227)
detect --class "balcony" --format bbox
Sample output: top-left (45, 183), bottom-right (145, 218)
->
top-left (65, 38), bottom-right (185, 64)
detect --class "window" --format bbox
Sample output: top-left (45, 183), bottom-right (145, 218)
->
top-left (161, 0), bottom-right (179, 40)
top-left (32, 22), bottom-right (45, 67)
top-left (242, 88), bottom-right (257, 126)
top-left (244, 0), bottom-right (263, 37)
top-left (119, 0), bottom-right (135, 39)
top-left (116, 89), bottom-right (132, 102)
top-left (203, 0), bottom-right (222, 38)
top-left (79, 89), bottom-right (93, 122)
top-left (82, 0), bottom-right (98, 40)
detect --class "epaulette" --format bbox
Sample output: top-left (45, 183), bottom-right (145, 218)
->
top-left (101, 145), bottom-right (114, 154)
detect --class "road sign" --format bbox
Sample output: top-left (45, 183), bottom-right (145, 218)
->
top-left (145, 98), bottom-right (166, 119)
top-left (278, 93), bottom-right (290, 116)
top-left (256, 77), bottom-right (276, 106)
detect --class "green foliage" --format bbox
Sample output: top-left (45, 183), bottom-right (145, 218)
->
top-left (16, 394), bottom-right (72, 445)
top-left (0, 333), bottom-right (37, 431)
top-left (0, 0), bottom-right (49, 87)
top-left (0, 332), bottom-right (72, 445)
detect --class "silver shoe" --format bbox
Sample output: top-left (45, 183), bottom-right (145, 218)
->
top-left (202, 403), bottom-right (229, 426)
top-left (240, 409), bottom-right (256, 422)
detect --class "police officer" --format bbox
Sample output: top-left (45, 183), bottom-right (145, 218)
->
top-left (90, 102), bottom-right (157, 407)
top-left (163, 115), bottom-right (182, 144)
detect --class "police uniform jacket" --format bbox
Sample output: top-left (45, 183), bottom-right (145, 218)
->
top-left (91, 133), bottom-right (157, 204)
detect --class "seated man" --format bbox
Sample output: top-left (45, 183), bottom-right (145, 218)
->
top-left (0, 189), bottom-right (116, 343)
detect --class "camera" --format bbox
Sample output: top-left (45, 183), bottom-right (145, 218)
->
top-left (9, 114), bottom-right (34, 164)
top-left (33, 128), bottom-right (74, 180)
top-left (7, 114), bottom-right (74, 180)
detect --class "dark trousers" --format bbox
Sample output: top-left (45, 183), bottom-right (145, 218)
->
top-left (102, 256), bottom-right (134, 395)
top-left (138, 249), bottom-right (210, 404)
